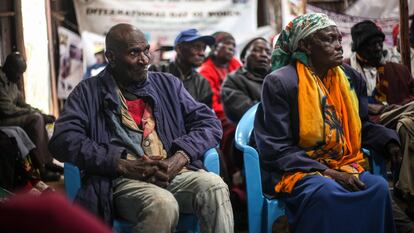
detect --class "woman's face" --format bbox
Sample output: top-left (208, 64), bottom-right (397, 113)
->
top-left (306, 26), bottom-right (343, 69)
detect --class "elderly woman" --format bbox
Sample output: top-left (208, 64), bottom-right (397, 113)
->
top-left (254, 13), bottom-right (398, 233)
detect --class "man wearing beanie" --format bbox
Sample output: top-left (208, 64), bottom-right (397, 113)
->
top-left (221, 37), bottom-right (271, 123)
top-left (149, 28), bottom-right (214, 107)
top-left (220, 38), bottom-right (271, 229)
top-left (349, 20), bottom-right (414, 221)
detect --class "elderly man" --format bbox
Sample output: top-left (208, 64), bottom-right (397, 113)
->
top-left (49, 23), bottom-right (233, 233)
top-left (348, 20), bottom-right (414, 219)
top-left (0, 52), bottom-right (59, 182)
top-left (149, 28), bottom-right (214, 108)
top-left (221, 37), bottom-right (272, 123)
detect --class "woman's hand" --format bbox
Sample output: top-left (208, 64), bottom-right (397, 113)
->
top-left (323, 169), bottom-right (366, 192)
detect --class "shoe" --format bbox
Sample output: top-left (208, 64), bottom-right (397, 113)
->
top-left (40, 169), bottom-right (61, 182)
top-left (45, 162), bottom-right (64, 174)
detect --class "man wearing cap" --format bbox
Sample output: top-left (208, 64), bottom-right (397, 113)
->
top-left (49, 24), bottom-right (233, 233)
top-left (348, 20), bottom-right (414, 219)
top-left (149, 28), bottom-right (214, 107)
top-left (221, 37), bottom-right (272, 123)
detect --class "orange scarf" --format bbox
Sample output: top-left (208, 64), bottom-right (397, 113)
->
top-left (275, 62), bottom-right (365, 193)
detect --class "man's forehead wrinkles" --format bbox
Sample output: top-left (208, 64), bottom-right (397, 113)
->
top-left (126, 42), bottom-right (147, 48)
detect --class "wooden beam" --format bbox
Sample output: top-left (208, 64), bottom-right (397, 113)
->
top-left (14, 0), bottom-right (26, 97)
top-left (0, 12), bottom-right (15, 17)
top-left (14, 0), bottom-right (25, 60)
top-left (274, 0), bottom-right (282, 33)
top-left (303, 0), bottom-right (307, 14)
top-left (400, 0), bottom-right (411, 73)
top-left (45, 0), bottom-right (59, 116)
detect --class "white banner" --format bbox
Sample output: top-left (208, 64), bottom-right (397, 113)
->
top-left (57, 27), bottom-right (83, 99)
top-left (74, 0), bottom-right (257, 46)
top-left (346, 0), bottom-right (414, 19)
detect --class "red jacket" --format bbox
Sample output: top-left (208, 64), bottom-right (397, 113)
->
top-left (199, 57), bottom-right (241, 119)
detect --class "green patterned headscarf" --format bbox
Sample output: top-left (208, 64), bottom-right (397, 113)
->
top-left (272, 13), bottom-right (336, 71)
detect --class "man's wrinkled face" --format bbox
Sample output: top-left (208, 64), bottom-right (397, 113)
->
top-left (109, 30), bottom-right (150, 84)
top-left (176, 40), bottom-right (207, 67)
top-left (244, 39), bottom-right (272, 75)
top-left (306, 26), bottom-right (344, 69)
top-left (214, 38), bottom-right (236, 63)
top-left (357, 36), bottom-right (384, 66)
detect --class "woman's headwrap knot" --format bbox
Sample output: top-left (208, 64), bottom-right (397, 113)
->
top-left (272, 13), bottom-right (336, 71)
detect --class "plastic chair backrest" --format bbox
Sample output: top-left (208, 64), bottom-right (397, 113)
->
top-left (235, 103), bottom-right (267, 233)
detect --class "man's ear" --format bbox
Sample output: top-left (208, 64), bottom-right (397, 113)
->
top-left (298, 39), bottom-right (311, 55)
top-left (175, 44), bottom-right (182, 57)
top-left (105, 50), bottom-right (115, 67)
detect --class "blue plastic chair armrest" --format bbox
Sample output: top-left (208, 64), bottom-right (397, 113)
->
top-left (63, 163), bottom-right (81, 201)
top-left (203, 148), bottom-right (220, 175)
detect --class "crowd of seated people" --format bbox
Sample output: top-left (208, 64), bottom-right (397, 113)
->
top-left (2, 12), bottom-right (414, 233)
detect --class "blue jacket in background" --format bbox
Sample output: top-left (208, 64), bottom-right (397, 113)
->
top-left (49, 68), bottom-right (222, 223)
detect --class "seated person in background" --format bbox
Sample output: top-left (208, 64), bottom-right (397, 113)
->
top-left (220, 37), bottom-right (271, 227)
top-left (49, 23), bottom-right (233, 233)
top-left (255, 13), bottom-right (398, 233)
top-left (199, 31), bottom-right (241, 122)
top-left (149, 28), bottom-right (214, 108)
top-left (221, 37), bottom-right (272, 123)
top-left (83, 49), bottom-right (108, 80)
top-left (0, 127), bottom-right (53, 194)
top-left (348, 20), bottom-right (414, 217)
top-left (0, 52), bottom-right (60, 182)
top-left (199, 31), bottom-right (241, 185)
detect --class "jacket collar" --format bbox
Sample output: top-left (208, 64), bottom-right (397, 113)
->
top-left (99, 68), bottom-right (153, 110)
top-left (169, 62), bottom-right (198, 81)
top-left (239, 66), bottom-right (268, 82)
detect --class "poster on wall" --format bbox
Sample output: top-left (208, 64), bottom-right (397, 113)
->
top-left (73, 0), bottom-right (258, 46)
top-left (57, 27), bottom-right (83, 99)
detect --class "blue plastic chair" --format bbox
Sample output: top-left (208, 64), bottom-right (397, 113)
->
top-left (234, 103), bottom-right (388, 233)
top-left (364, 149), bottom-right (387, 178)
top-left (64, 147), bottom-right (220, 233)
top-left (234, 103), bottom-right (284, 233)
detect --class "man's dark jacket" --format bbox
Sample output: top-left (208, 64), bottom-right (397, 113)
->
top-left (49, 68), bottom-right (222, 223)
top-left (221, 67), bottom-right (266, 123)
top-left (254, 64), bottom-right (400, 196)
top-left (149, 62), bottom-right (213, 108)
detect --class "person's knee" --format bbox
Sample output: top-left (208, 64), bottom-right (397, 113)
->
top-left (193, 172), bottom-right (230, 207)
top-left (27, 112), bottom-right (44, 126)
top-left (196, 172), bottom-right (229, 193)
top-left (312, 179), bottom-right (338, 205)
top-left (372, 175), bottom-right (389, 193)
top-left (144, 190), bottom-right (179, 221)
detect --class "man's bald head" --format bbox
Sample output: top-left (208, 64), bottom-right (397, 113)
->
top-left (105, 23), bottom-right (146, 53)
top-left (104, 23), bottom-right (151, 86)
